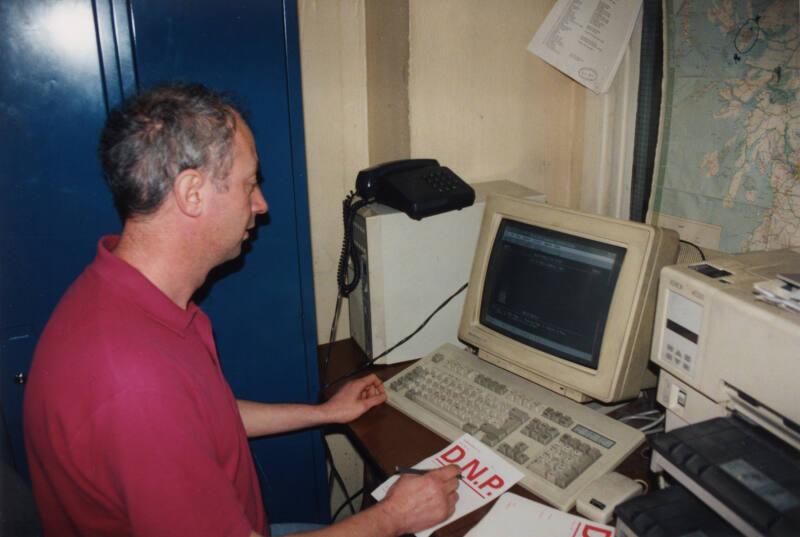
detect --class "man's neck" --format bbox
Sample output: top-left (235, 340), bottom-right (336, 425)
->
top-left (113, 221), bottom-right (208, 310)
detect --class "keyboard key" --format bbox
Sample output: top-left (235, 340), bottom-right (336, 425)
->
top-left (543, 407), bottom-right (574, 428)
top-left (527, 434), bottom-right (601, 489)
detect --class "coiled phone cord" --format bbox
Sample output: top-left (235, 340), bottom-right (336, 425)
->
top-left (336, 192), bottom-right (371, 297)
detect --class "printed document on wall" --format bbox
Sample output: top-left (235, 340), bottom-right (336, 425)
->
top-left (371, 434), bottom-right (523, 537)
top-left (528, 0), bottom-right (642, 94)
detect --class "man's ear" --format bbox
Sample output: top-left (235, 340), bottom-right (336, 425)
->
top-left (173, 169), bottom-right (206, 217)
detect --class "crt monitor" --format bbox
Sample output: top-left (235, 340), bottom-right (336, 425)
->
top-left (459, 196), bottom-right (679, 403)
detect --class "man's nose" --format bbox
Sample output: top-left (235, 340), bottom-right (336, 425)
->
top-left (253, 186), bottom-right (268, 214)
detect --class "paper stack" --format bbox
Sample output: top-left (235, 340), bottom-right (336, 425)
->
top-left (466, 492), bottom-right (615, 537)
top-left (753, 273), bottom-right (800, 313)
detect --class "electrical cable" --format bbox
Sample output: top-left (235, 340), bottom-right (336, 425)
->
top-left (322, 293), bottom-right (344, 376)
top-left (619, 409), bottom-right (665, 435)
top-left (323, 282), bottom-right (469, 392)
top-left (321, 192), bottom-right (373, 517)
top-left (678, 239), bottom-right (706, 261)
top-left (321, 296), bottom-right (353, 520)
top-left (323, 437), bottom-right (357, 518)
top-left (640, 414), bottom-right (666, 435)
top-left (322, 191), bottom-right (379, 520)
top-left (619, 409), bottom-right (661, 421)
top-left (331, 487), bottom-right (365, 521)
top-left (337, 192), bottom-right (370, 297)
top-left (324, 192), bottom-right (373, 376)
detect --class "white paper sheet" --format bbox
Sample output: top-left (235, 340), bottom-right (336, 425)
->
top-left (465, 492), bottom-right (616, 537)
top-left (754, 279), bottom-right (800, 313)
top-left (371, 434), bottom-right (523, 537)
top-left (528, 0), bottom-right (642, 94)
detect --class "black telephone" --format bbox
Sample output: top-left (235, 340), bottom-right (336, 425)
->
top-left (355, 159), bottom-right (475, 220)
top-left (336, 159), bottom-right (474, 297)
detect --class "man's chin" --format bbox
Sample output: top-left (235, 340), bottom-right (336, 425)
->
top-left (219, 244), bottom-right (245, 265)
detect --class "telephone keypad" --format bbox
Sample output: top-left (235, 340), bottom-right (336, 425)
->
top-left (424, 170), bottom-right (462, 193)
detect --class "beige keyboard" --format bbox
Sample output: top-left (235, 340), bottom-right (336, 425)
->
top-left (386, 343), bottom-right (644, 511)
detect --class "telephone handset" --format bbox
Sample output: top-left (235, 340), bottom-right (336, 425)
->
top-left (355, 159), bottom-right (475, 220)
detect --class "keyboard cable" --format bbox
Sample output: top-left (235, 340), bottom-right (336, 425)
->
top-left (322, 282), bottom-right (468, 392)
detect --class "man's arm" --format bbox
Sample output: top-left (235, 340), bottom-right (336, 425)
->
top-left (237, 374), bottom-right (386, 437)
top-left (247, 465), bottom-right (461, 537)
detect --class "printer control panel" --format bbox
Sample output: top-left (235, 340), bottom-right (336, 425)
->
top-left (655, 289), bottom-right (702, 380)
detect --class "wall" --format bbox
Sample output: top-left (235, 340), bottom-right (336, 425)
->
top-left (300, 0), bottom-right (589, 345)
top-left (407, 0), bottom-right (585, 208)
top-left (298, 0), bottom-right (369, 346)
top-left (366, 0), bottom-right (410, 164)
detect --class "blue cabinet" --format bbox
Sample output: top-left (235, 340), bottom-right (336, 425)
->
top-left (0, 0), bottom-right (327, 524)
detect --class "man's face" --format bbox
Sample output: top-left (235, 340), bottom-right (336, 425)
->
top-left (206, 115), bottom-right (268, 263)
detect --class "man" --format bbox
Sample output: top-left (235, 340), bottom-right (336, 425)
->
top-left (24, 84), bottom-right (459, 537)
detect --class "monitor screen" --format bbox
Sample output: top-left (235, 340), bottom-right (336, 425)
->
top-left (459, 196), bottom-right (678, 403)
top-left (480, 219), bottom-right (625, 370)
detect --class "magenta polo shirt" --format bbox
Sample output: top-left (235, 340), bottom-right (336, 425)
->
top-left (24, 236), bottom-right (267, 537)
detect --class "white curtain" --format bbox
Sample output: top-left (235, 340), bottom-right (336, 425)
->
top-left (578, 10), bottom-right (643, 220)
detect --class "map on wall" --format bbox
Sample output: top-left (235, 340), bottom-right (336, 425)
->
top-left (651, 0), bottom-right (800, 253)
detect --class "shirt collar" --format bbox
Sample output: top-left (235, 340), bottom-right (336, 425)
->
top-left (88, 235), bottom-right (200, 335)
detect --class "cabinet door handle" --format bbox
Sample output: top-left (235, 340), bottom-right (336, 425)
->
top-left (14, 372), bottom-right (27, 384)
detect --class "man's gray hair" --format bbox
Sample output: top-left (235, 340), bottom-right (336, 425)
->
top-left (99, 84), bottom-right (238, 220)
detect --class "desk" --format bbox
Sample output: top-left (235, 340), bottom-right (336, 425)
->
top-left (319, 339), bottom-right (655, 536)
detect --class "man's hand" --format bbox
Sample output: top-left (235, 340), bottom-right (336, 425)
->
top-left (322, 374), bottom-right (387, 424)
top-left (274, 465), bottom-right (460, 537)
top-left (379, 465), bottom-right (460, 535)
top-left (237, 375), bottom-right (385, 437)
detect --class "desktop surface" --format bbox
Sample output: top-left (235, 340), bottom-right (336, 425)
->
top-left (319, 339), bottom-right (656, 536)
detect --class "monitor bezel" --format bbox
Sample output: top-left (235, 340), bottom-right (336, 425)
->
top-left (479, 218), bottom-right (627, 371)
top-left (459, 196), bottom-right (658, 402)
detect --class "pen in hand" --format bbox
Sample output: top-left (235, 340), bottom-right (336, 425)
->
top-left (395, 466), bottom-right (463, 480)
